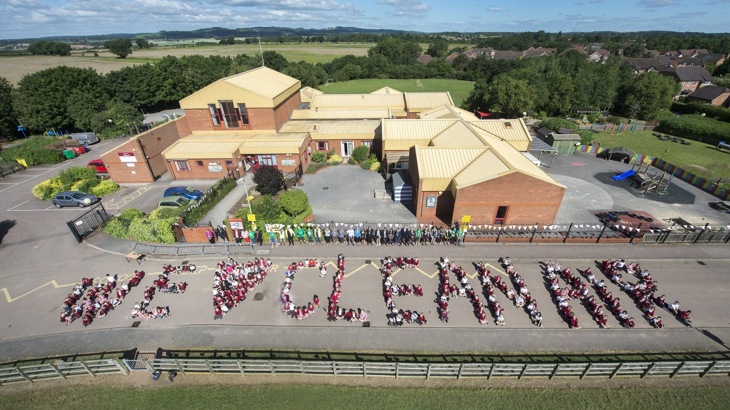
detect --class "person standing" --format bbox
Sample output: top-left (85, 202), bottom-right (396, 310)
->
top-left (314, 226), bottom-right (322, 244)
top-left (324, 226), bottom-right (331, 245)
top-left (205, 228), bottom-right (215, 244)
top-left (256, 229), bottom-right (264, 246)
top-left (286, 225), bottom-right (296, 246)
top-left (296, 226), bottom-right (305, 244)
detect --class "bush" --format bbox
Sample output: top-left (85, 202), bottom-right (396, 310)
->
top-left (91, 179), bottom-right (120, 197)
top-left (57, 166), bottom-right (97, 187)
top-left (127, 217), bottom-right (176, 244)
top-left (360, 159), bottom-right (372, 170)
top-left (347, 156), bottom-right (357, 165)
top-left (370, 161), bottom-right (381, 171)
top-left (253, 165), bottom-right (284, 195)
top-left (311, 151), bottom-right (326, 163)
top-left (181, 178), bottom-right (237, 226)
top-left (327, 154), bottom-right (343, 165)
top-left (540, 118), bottom-right (578, 133)
top-left (658, 114), bottom-right (730, 146)
top-left (351, 145), bottom-right (370, 163)
top-left (119, 208), bottom-right (145, 221)
top-left (672, 101), bottom-right (730, 123)
top-left (103, 218), bottom-right (129, 238)
top-left (31, 178), bottom-right (64, 200)
top-left (0, 137), bottom-right (64, 166)
top-left (71, 178), bottom-right (98, 193)
top-left (148, 207), bottom-right (181, 220)
top-left (251, 195), bottom-right (282, 220)
top-left (306, 162), bottom-right (328, 173)
top-left (578, 130), bottom-right (594, 145)
top-left (279, 189), bottom-right (309, 217)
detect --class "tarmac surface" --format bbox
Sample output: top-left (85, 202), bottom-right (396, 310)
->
top-left (1, 148), bottom-right (730, 363)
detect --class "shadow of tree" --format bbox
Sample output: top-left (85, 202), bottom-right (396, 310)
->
top-left (0, 219), bottom-right (17, 244)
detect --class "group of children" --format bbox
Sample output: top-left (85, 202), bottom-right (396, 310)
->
top-left (212, 257), bottom-right (271, 319)
top-left (60, 273), bottom-right (133, 326)
top-left (381, 260), bottom-right (426, 326)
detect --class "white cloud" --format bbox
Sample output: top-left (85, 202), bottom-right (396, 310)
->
top-left (487, 6), bottom-right (507, 12)
top-left (637, 0), bottom-right (677, 7)
top-left (378, 0), bottom-right (430, 16)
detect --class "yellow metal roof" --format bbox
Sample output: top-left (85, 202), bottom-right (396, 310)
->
top-left (482, 137), bottom-right (564, 188)
top-left (290, 109), bottom-right (392, 120)
top-left (163, 140), bottom-right (241, 160)
top-left (382, 119), bottom-right (456, 141)
top-left (311, 93), bottom-right (405, 110)
top-left (370, 86), bottom-right (403, 94)
top-left (299, 86), bottom-right (323, 103)
top-left (419, 105), bottom-right (479, 120)
top-left (430, 122), bottom-right (485, 147)
top-left (179, 66), bottom-right (300, 109)
top-left (467, 119), bottom-right (532, 143)
top-left (238, 133), bottom-right (307, 155)
top-left (404, 92), bottom-right (454, 111)
top-left (452, 149), bottom-right (510, 189)
top-left (415, 146), bottom-right (485, 179)
top-left (279, 120), bottom-right (380, 140)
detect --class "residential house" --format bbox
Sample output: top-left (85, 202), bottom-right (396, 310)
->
top-left (660, 66), bottom-right (714, 95)
top-left (686, 85), bottom-right (730, 107)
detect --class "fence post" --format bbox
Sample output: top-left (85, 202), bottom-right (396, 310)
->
top-left (426, 363), bottom-right (431, 379)
top-left (175, 359), bottom-right (185, 374)
top-left (396, 362), bottom-right (400, 379)
top-left (700, 361), bottom-right (716, 377)
top-left (79, 361), bottom-right (94, 376)
top-left (610, 363), bottom-right (624, 379)
top-left (237, 360), bottom-right (245, 377)
top-left (596, 223), bottom-right (607, 243)
top-left (332, 361), bottom-right (338, 377)
top-left (457, 363), bottom-right (463, 379)
top-left (580, 363), bottom-right (592, 379)
top-left (114, 358), bottom-right (129, 375)
top-left (563, 223), bottom-right (573, 243)
top-left (671, 361), bottom-right (686, 378)
top-left (496, 228), bottom-right (502, 243)
top-left (530, 224), bottom-right (538, 243)
top-left (16, 368), bottom-right (32, 383)
top-left (642, 362), bottom-right (655, 378)
top-left (630, 223), bottom-right (642, 244)
top-left (693, 223), bottom-right (709, 244)
top-left (50, 363), bottom-right (66, 380)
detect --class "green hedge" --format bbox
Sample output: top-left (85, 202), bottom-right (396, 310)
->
top-left (180, 178), bottom-right (237, 226)
top-left (104, 208), bottom-right (176, 244)
top-left (31, 166), bottom-right (119, 200)
top-left (0, 137), bottom-right (64, 166)
top-left (658, 114), bottom-right (730, 146)
top-left (672, 101), bottom-right (730, 123)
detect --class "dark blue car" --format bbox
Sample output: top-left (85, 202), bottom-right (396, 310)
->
top-left (163, 186), bottom-right (204, 201)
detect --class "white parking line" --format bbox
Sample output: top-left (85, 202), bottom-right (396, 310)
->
top-left (0, 162), bottom-right (70, 193)
top-left (6, 200), bottom-right (29, 211)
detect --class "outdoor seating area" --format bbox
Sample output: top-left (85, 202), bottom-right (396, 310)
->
top-left (654, 133), bottom-right (691, 145)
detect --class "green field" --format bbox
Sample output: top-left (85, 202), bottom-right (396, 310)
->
top-left (591, 131), bottom-right (730, 185)
top-left (1, 383), bottom-right (728, 409)
top-left (321, 78), bottom-right (475, 107)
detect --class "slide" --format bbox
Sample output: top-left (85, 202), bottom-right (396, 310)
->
top-left (612, 169), bottom-right (636, 181)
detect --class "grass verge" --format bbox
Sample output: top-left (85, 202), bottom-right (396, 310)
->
top-left (321, 78), bottom-right (476, 107)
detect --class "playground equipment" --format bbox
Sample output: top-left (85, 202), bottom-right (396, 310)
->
top-left (628, 159), bottom-right (672, 195)
top-left (717, 141), bottom-right (730, 151)
top-left (612, 169), bottom-right (636, 181)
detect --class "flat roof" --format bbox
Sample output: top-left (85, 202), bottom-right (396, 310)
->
top-left (290, 109), bottom-right (392, 120)
top-left (311, 93), bottom-right (406, 110)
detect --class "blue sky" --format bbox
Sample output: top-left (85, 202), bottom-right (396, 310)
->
top-left (1, 0), bottom-right (728, 39)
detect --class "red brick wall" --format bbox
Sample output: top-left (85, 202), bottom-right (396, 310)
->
top-left (182, 226), bottom-right (216, 243)
top-left (452, 172), bottom-right (565, 225)
top-left (183, 92), bottom-right (300, 132)
top-left (139, 120), bottom-right (185, 177)
top-left (102, 139), bottom-right (155, 183)
top-left (273, 92), bottom-right (301, 131)
top-left (309, 139), bottom-right (373, 157)
top-left (168, 153), bottom-right (238, 180)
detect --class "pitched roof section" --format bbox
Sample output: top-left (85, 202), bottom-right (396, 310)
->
top-left (452, 149), bottom-right (510, 189)
top-left (662, 66), bottom-right (714, 82)
top-left (418, 105), bottom-right (479, 120)
top-left (415, 146), bottom-right (485, 180)
top-left (382, 119), bottom-right (456, 141)
top-left (299, 86), bottom-right (324, 103)
top-left (290, 108), bottom-right (392, 120)
top-left (163, 140), bottom-right (243, 160)
top-left (279, 120), bottom-right (380, 139)
top-left (179, 66), bottom-right (300, 109)
top-left (688, 85), bottom-right (730, 101)
top-left (310, 93), bottom-right (406, 110)
top-left (430, 121), bottom-right (485, 147)
top-left (404, 92), bottom-right (454, 111)
top-left (370, 86), bottom-right (403, 94)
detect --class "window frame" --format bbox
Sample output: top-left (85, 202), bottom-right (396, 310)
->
top-left (237, 103), bottom-right (250, 125)
top-left (175, 161), bottom-right (190, 171)
top-left (208, 104), bottom-right (221, 127)
top-left (317, 141), bottom-right (328, 151)
top-left (219, 100), bottom-right (239, 128)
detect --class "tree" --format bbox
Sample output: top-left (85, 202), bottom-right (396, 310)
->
top-left (219, 36), bottom-right (235, 45)
top-left (253, 165), bottom-right (284, 195)
top-left (278, 189), bottom-right (309, 217)
top-left (482, 75), bottom-right (536, 117)
top-left (0, 77), bottom-right (19, 139)
top-left (104, 39), bottom-right (133, 59)
top-left (28, 41), bottom-right (71, 56)
top-left (619, 72), bottom-right (677, 120)
top-left (135, 38), bottom-right (152, 49)
top-left (249, 195), bottom-right (282, 221)
top-left (426, 38), bottom-right (449, 58)
top-left (262, 51), bottom-right (289, 72)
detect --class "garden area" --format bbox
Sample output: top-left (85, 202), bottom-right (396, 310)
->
top-left (306, 145), bottom-right (380, 174)
top-left (0, 136), bottom-right (65, 166)
top-left (32, 166), bottom-right (119, 200)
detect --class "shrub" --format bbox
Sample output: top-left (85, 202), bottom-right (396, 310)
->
top-left (91, 180), bottom-right (120, 197)
top-left (71, 178), bottom-right (98, 193)
top-left (181, 178), bottom-right (237, 226)
top-left (540, 118), bottom-right (578, 133)
top-left (0, 137), bottom-right (64, 166)
top-left (149, 207), bottom-right (181, 220)
top-left (32, 178), bottom-right (64, 200)
top-left (351, 145), bottom-right (370, 163)
top-left (253, 165), bottom-right (284, 195)
top-left (119, 208), bottom-right (145, 221)
top-left (57, 166), bottom-right (97, 187)
top-left (311, 151), bottom-right (326, 163)
top-left (360, 159), bottom-right (372, 170)
top-left (306, 162), bottom-right (328, 173)
top-left (127, 217), bottom-right (176, 244)
top-left (251, 195), bottom-right (282, 220)
top-left (672, 101), bottom-right (730, 123)
top-left (658, 114), bottom-right (730, 146)
top-left (103, 218), bottom-right (129, 238)
top-left (578, 130), bottom-right (594, 145)
top-left (279, 189), bottom-right (309, 217)
top-left (327, 154), bottom-right (343, 165)
top-left (370, 161), bottom-right (381, 171)
top-left (347, 156), bottom-right (357, 165)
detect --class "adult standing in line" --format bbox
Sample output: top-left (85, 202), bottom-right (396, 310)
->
top-left (205, 228), bottom-right (215, 244)
top-left (256, 229), bottom-right (264, 246)
top-left (286, 225), bottom-right (296, 246)
top-left (296, 225), bottom-right (306, 244)
top-left (314, 225), bottom-right (323, 245)
top-left (324, 226), bottom-right (331, 245)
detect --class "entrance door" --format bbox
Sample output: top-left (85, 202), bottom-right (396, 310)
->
top-left (494, 206), bottom-right (509, 225)
top-left (341, 141), bottom-right (354, 157)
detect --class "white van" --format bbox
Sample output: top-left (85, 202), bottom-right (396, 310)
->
top-left (69, 132), bottom-right (99, 145)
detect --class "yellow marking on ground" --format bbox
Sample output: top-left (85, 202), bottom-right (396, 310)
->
top-left (1, 280), bottom-right (78, 303)
top-left (343, 263), bottom-right (372, 278)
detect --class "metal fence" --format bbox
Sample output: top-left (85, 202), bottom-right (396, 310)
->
top-left (131, 242), bottom-right (255, 256)
top-left (66, 202), bottom-right (112, 243)
top-left (138, 358), bottom-right (730, 379)
top-left (2, 357), bottom-right (728, 385)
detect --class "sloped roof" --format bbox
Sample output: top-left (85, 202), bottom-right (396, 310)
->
top-left (222, 67), bottom-right (300, 100)
top-left (404, 92), bottom-right (454, 111)
top-left (418, 105), bottom-right (479, 120)
top-left (382, 119), bottom-right (457, 141)
top-left (238, 133), bottom-right (307, 155)
top-left (415, 146), bottom-right (485, 180)
top-left (688, 85), bottom-right (729, 101)
top-left (310, 93), bottom-right (405, 110)
top-left (665, 66), bottom-right (713, 82)
top-left (290, 108), bottom-right (392, 120)
top-left (163, 140), bottom-right (242, 160)
top-left (299, 86), bottom-right (324, 103)
top-left (452, 149), bottom-right (510, 189)
top-left (430, 122), bottom-right (485, 147)
top-left (370, 86), bottom-right (403, 95)
top-left (467, 119), bottom-right (533, 144)
top-left (279, 120), bottom-right (380, 138)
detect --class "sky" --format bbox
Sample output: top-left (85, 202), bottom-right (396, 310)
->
top-left (1, 0), bottom-right (729, 40)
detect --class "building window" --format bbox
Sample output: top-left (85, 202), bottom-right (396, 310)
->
top-left (208, 104), bottom-right (221, 126)
top-left (196, 161), bottom-right (203, 166)
top-left (225, 161), bottom-right (233, 166)
top-left (219, 100), bottom-right (239, 128)
top-left (237, 103), bottom-right (250, 125)
top-left (494, 206), bottom-right (509, 225)
top-left (317, 141), bottom-right (328, 150)
top-left (175, 161), bottom-right (190, 171)
top-left (258, 155), bottom-right (277, 166)
top-left (361, 141), bottom-right (372, 148)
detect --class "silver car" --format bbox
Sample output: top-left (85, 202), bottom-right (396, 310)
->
top-left (52, 191), bottom-right (100, 208)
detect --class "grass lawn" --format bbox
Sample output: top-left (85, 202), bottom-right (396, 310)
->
top-left (321, 78), bottom-right (476, 107)
top-left (1, 384), bottom-right (728, 409)
top-left (591, 130), bottom-right (730, 185)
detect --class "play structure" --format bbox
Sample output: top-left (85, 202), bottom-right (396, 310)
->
top-left (717, 141), bottom-right (730, 151)
top-left (611, 169), bottom-right (636, 181)
top-left (629, 159), bottom-right (672, 195)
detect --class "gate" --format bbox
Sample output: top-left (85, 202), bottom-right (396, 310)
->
top-left (66, 202), bottom-right (111, 243)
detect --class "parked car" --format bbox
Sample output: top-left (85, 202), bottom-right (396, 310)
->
top-left (157, 196), bottom-right (192, 209)
top-left (164, 186), bottom-right (204, 201)
top-left (52, 191), bottom-right (100, 208)
top-left (87, 159), bottom-right (108, 173)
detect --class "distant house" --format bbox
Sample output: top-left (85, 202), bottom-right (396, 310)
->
top-left (588, 49), bottom-right (610, 63)
top-left (416, 54), bottom-right (433, 64)
top-left (686, 85), bottom-right (730, 107)
top-left (659, 66), bottom-right (714, 95)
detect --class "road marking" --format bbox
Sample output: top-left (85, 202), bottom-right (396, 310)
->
top-left (1, 280), bottom-right (78, 303)
top-left (6, 200), bottom-right (29, 211)
top-left (0, 162), bottom-right (71, 193)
